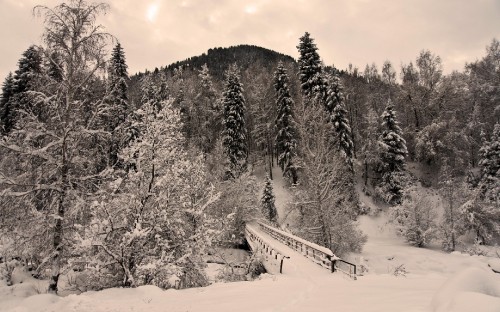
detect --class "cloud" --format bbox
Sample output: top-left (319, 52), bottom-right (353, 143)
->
top-left (0, 0), bottom-right (499, 80)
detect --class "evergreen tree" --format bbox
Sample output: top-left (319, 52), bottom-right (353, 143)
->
top-left (105, 42), bottom-right (129, 166)
top-left (5, 45), bottom-right (43, 132)
top-left (261, 175), bottom-right (278, 223)
top-left (107, 42), bottom-right (129, 126)
top-left (377, 100), bottom-right (407, 205)
top-left (0, 73), bottom-right (15, 134)
top-left (13, 45), bottom-right (43, 95)
top-left (296, 32), bottom-right (326, 100)
top-left (478, 123), bottom-right (500, 202)
top-left (221, 64), bottom-right (247, 178)
top-left (274, 61), bottom-right (298, 184)
top-left (325, 74), bottom-right (354, 170)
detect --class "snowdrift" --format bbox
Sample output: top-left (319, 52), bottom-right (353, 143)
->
top-left (431, 267), bottom-right (500, 312)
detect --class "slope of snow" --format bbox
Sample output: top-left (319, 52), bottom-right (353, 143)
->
top-left (254, 165), bottom-right (292, 225)
top-left (431, 267), bottom-right (500, 312)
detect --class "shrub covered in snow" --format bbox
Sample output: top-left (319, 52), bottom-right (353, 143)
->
top-left (391, 187), bottom-right (438, 247)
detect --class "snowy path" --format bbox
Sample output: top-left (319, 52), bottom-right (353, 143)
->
top-left (254, 166), bottom-right (292, 225)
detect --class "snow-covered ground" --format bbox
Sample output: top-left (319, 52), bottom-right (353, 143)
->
top-left (1, 166), bottom-right (499, 312)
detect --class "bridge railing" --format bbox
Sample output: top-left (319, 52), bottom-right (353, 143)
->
top-left (245, 224), bottom-right (290, 274)
top-left (256, 221), bottom-right (357, 280)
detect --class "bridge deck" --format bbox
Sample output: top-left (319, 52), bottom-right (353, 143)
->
top-left (246, 222), bottom-right (333, 278)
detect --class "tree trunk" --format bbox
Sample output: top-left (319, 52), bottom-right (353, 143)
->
top-left (48, 140), bottom-right (68, 294)
top-left (364, 158), bottom-right (368, 186)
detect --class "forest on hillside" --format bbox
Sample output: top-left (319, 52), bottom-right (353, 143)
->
top-left (0, 0), bottom-right (498, 294)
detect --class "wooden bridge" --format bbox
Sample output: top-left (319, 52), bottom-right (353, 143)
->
top-left (245, 221), bottom-right (357, 279)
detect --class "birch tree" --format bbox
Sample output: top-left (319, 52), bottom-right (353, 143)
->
top-left (0, 0), bottom-right (112, 293)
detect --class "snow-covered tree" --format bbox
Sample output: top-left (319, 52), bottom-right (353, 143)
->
top-left (261, 175), bottom-right (278, 223)
top-left (459, 195), bottom-right (500, 245)
top-left (2, 46), bottom-right (43, 133)
top-left (438, 163), bottom-right (468, 251)
top-left (221, 64), bottom-right (247, 178)
top-left (292, 106), bottom-right (365, 256)
top-left (325, 74), bottom-right (354, 170)
top-left (296, 32), bottom-right (326, 101)
top-left (104, 42), bottom-right (129, 167)
top-left (361, 108), bottom-right (380, 188)
top-left (274, 61), bottom-right (298, 184)
top-left (214, 172), bottom-right (260, 245)
top-left (86, 98), bottom-right (219, 289)
top-left (377, 100), bottom-right (408, 205)
top-left (0, 73), bottom-right (15, 134)
top-left (391, 187), bottom-right (438, 247)
top-left (12, 45), bottom-right (43, 96)
top-left (478, 123), bottom-right (500, 202)
top-left (192, 64), bottom-right (220, 153)
top-left (0, 1), bottom-right (112, 293)
top-left (107, 42), bottom-right (129, 124)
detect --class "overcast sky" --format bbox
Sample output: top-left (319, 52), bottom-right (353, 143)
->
top-left (1, 0), bottom-right (499, 80)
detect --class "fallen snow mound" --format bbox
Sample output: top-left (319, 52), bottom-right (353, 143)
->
top-left (488, 259), bottom-right (500, 273)
top-left (431, 267), bottom-right (500, 312)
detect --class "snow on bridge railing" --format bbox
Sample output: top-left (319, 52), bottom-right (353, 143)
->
top-left (245, 224), bottom-right (290, 274)
top-left (255, 221), bottom-right (357, 280)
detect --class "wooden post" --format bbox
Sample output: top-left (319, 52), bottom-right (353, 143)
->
top-left (280, 256), bottom-right (290, 274)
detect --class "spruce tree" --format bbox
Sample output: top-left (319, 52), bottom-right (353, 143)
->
top-left (261, 175), bottom-right (278, 223)
top-left (0, 73), bottom-right (15, 134)
top-left (296, 32), bottom-right (326, 101)
top-left (6, 45), bottom-right (43, 132)
top-left (107, 42), bottom-right (129, 126)
top-left (478, 123), bottom-right (500, 202)
top-left (13, 45), bottom-right (43, 95)
top-left (274, 61), bottom-right (298, 184)
top-left (378, 100), bottom-right (407, 205)
top-left (221, 64), bottom-right (247, 178)
top-left (105, 43), bottom-right (129, 166)
top-left (325, 74), bottom-right (354, 170)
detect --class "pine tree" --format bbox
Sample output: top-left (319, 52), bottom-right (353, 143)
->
top-left (478, 123), bottom-right (500, 202)
top-left (378, 100), bottom-right (408, 205)
top-left (105, 42), bottom-right (129, 166)
top-left (325, 74), bottom-right (354, 170)
top-left (261, 175), bottom-right (278, 223)
top-left (296, 32), bottom-right (326, 101)
top-left (274, 62), bottom-right (298, 184)
top-left (0, 73), bottom-right (15, 134)
top-left (221, 64), bottom-right (247, 178)
top-left (13, 45), bottom-right (43, 95)
top-left (5, 45), bottom-right (43, 132)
